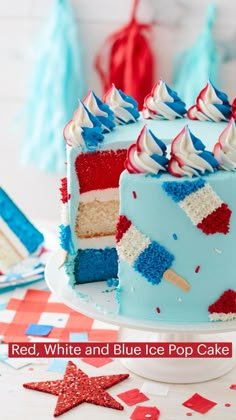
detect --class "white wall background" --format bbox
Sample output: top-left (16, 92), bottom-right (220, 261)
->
top-left (0, 0), bottom-right (235, 223)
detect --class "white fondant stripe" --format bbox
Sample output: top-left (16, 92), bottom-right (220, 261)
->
top-left (80, 188), bottom-right (119, 203)
top-left (179, 184), bottom-right (222, 225)
top-left (79, 235), bottom-right (116, 250)
top-left (209, 312), bottom-right (236, 321)
top-left (117, 224), bottom-right (150, 265)
top-left (0, 218), bottom-right (29, 259)
top-left (60, 202), bottom-right (69, 225)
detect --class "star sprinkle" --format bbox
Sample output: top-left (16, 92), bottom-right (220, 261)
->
top-left (23, 361), bottom-right (129, 417)
top-left (182, 393), bottom-right (217, 414)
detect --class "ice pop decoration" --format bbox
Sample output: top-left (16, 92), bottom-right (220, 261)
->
top-left (125, 125), bottom-right (169, 174)
top-left (162, 178), bottom-right (231, 235)
top-left (142, 79), bottom-right (187, 120)
top-left (83, 91), bottom-right (115, 133)
top-left (163, 126), bottom-right (232, 235)
top-left (213, 119), bottom-right (236, 171)
top-left (116, 215), bottom-right (190, 292)
top-left (187, 81), bottom-right (231, 121)
top-left (103, 84), bottom-right (139, 125)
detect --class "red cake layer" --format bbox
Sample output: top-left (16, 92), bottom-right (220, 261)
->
top-left (75, 149), bottom-right (127, 193)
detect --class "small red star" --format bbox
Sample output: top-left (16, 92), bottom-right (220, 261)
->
top-left (23, 361), bottom-right (129, 417)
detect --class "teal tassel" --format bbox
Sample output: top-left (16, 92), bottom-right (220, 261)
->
top-left (172, 4), bottom-right (219, 108)
top-left (22, 0), bottom-right (86, 173)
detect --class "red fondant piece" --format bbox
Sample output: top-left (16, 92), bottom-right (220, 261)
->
top-left (75, 149), bottom-right (127, 193)
top-left (116, 215), bottom-right (132, 243)
top-left (197, 203), bottom-right (231, 235)
top-left (182, 393), bottom-right (217, 414)
top-left (23, 361), bottom-right (129, 417)
top-left (208, 289), bottom-right (236, 314)
top-left (60, 177), bottom-right (70, 203)
top-left (117, 388), bottom-right (149, 406)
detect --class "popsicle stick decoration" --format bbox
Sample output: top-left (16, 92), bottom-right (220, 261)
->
top-left (116, 215), bottom-right (190, 292)
top-left (162, 178), bottom-right (231, 235)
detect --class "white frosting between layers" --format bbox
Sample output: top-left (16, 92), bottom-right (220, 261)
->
top-left (79, 235), bottom-right (116, 250)
top-left (209, 312), bottom-right (236, 321)
top-left (80, 188), bottom-right (119, 204)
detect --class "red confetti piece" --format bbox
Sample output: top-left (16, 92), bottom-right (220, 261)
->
top-left (230, 384), bottom-right (236, 390)
top-left (195, 265), bottom-right (200, 273)
top-left (117, 388), bottom-right (149, 406)
top-left (156, 307), bottom-right (161, 314)
top-left (130, 405), bottom-right (160, 420)
top-left (225, 403), bottom-right (231, 407)
top-left (81, 357), bottom-right (113, 368)
top-left (182, 393), bottom-right (217, 414)
top-left (132, 191), bottom-right (137, 199)
top-left (23, 361), bottom-right (129, 417)
top-left (186, 413), bottom-right (192, 417)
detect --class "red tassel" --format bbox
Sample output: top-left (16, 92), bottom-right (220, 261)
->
top-left (95, 0), bottom-right (155, 109)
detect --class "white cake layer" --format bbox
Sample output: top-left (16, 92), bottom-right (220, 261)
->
top-left (80, 188), bottom-right (119, 203)
top-left (0, 218), bottom-right (29, 259)
top-left (79, 235), bottom-right (115, 250)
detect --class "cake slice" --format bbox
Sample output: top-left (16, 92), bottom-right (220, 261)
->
top-left (0, 187), bottom-right (44, 274)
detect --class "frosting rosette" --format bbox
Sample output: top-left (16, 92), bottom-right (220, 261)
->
top-left (231, 97), bottom-right (236, 120)
top-left (213, 119), bottom-right (236, 171)
top-left (83, 91), bottom-right (115, 132)
top-left (187, 81), bottom-right (231, 122)
top-left (168, 125), bottom-right (218, 177)
top-left (125, 125), bottom-right (169, 174)
top-left (63, 101), bottom-right (104, 150)
top-left (142, 80), bottom-right (187, 120)
top-left (103, 84), bottom-right (139, 125)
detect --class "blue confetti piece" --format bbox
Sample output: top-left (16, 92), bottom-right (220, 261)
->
top-left (69, 332), bottom-right (88, 342)
top-left (25, 323), bottom-right (54, 337)
top-left (47, 359), bottom-right (68, 373)
top-left (173, 233), bottom-right (178, 240)
top-left (0, 303), bottom-right (7, 310)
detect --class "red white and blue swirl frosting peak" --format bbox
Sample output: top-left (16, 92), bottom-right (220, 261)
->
top-left (142, 80), bottom-right (187, 120)
top-left (187, 81), bottom-right (231, 122)
top-left (83, 91), bottom-right (115, 133)
top-left (103, 84), bottom-right (139, 125)
top-left (213, 119), bottom-right (236, 171)
top-left (125, 125), bottom-right (169, 174)
top-left (63, 101), bottom-right (104, 150)
top-left (168, 126), bottom-right (218, 177)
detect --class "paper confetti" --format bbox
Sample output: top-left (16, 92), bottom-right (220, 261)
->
top-left (130, 405), bottom-right (160, 420)
top-left (25, 323), bottom-right (54, 337)
top-left (117, 388), bottom-right (149, 406)
top-left (182, 393), bottom-right (217, 414)
top-left (23, 361), bottom-right (129, 417)
top-left (141, 381), bottom-right (169, 396)
top-left (69, 332), bottom-right (88, 342)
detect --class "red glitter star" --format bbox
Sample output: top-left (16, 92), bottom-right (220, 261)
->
top-left (23, 361), bottom-right (129, 417)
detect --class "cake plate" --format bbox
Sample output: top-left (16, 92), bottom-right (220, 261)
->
top-left (45, 252), bottom-right (236, 384)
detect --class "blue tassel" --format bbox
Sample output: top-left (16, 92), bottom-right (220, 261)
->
top-left (172, 4), bottom-right (219, 108)
top-left (22, 0), bottom-right (86, 173)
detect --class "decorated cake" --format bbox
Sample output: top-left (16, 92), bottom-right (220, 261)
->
top-left (0, 187), bottom-right (44, 273)
top-left (61, 80), bottom-right (236, 322)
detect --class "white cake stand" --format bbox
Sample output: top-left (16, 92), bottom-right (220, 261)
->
top-left (45, 252), bottom-right (236, 384)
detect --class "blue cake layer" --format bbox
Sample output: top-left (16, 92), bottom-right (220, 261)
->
top-left (74, 248), bottom-right (118, 283)
top-left (0, 187), bottom-right (44, 253)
